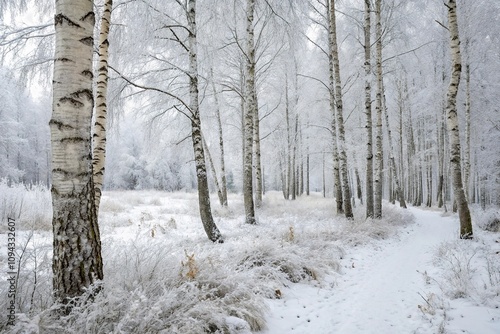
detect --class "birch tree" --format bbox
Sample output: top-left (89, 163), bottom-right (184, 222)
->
top-left (445, 0), bottom-right (473, 238)
top-left (243, 0), bottom-right (257, 224)
top-left (186, 0), bottom-right (224, 241)
top-left (364, 0), bottom-right (374, 218)
top-left (50, 0), bottom-right (103, 303)
top-left (373, 0), bottom-right (383, 218)
top-left (93, 0), bottom-right (112, 213)
top-left (329, 0), bottom-right (353, 218)
top-left (210, 68), bottom-right (228, 206)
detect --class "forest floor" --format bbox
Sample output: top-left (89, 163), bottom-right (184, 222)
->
top-left (262, 207), bottom-right (500, 334)
top-left (0, 187), bottom-right (499, 333)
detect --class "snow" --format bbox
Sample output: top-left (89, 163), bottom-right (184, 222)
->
top-left (262, 207), bottom-right (500, 334)
top-left (1, 188), bottom-right (499, 333)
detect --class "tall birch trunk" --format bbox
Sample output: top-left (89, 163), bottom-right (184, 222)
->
top-left (464, 63), bottom-right (471, 201)
top-left (291, 114), bottom-right (298, 200)
top-left (364, 0), bottom-right (374, 218)
top-left (327, 0), bottom-right (343, 214)
top-left (210, 68), bottom-right (228, 206)
top-left (243, 0), bottom-right (256, 224)
top-left (329, 0), bottom-right (353, 218)
top-left (187, 0), bottom-right (223, 241)
top-left (285, 75), bottom-right (291, 200)
top-left (446, 0), bottom-right (473, 239)
top-left (92, 0), bottom-right (112, 214)
top-left (253, 86), bottom-right (263, 207)
top-left (50, 0), bottom-right (103, 302)
top-left (374, 0), bottom-right (383, 218)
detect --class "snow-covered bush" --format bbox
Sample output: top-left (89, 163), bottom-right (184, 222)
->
top-left (0, 179), bottom-right (51, 232)
top-left (473, 207), bottom-right (500, 232)
top-left (433, 236), bottom-right (500, 303)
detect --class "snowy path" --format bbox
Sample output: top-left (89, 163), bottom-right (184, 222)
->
top-left (262, 208), bottom-right (457, 334)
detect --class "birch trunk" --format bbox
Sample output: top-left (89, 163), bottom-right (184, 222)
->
top-left (50, 0), bottom-right (103, 302)
top-left (464, 63), bottom-right (471, 201)
top-left (364, 0), bottom-right (374, 218)
top-left (291, 114), bottom-right (298, 200)
top-left (210, 68), bottom-right (228, 206)
top-left (92, 0), bottom-right (112, 213)
top-left (374, 0), bottom-right (383, 218)
top-left (202, 136), bottom-right (224, 206)
top-left (285, 75), bottom-right (291, 200)
top-left (187, 0), bottom-right (223, 241)
top-left (329, 0), bottom-right (353, 218)
top-left (383, 93), bottom-right (406, 208)
top-left (327, 0), bottom-right (343, 214)
top-left (243, 0), bottom-right (256, 224)
top-left (446, 0), bottom-right (473, 238)
top-left (253, 85), bottom-right (263, 207)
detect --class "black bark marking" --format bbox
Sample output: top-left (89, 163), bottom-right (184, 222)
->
top-left (61, 137), bottom-right (87, 144)
top-left (82, 70), bottom-right (93, 79)
top-left (60, 97), bottom-right (84, 108)
top-left (80, 37), bottom-right (94, 46)
top-left (49, 119), bottom-right (75, 130)
top-left (52, 168), bottom-right (71, 176)
top-left (81, 11), bottom-right (95, 25)
top-left (70, 89), bottom-right (93, 102)
top-left (54, 14), bottom-right (81, 28)
top-left (56, 57), bottom-right (74, 63)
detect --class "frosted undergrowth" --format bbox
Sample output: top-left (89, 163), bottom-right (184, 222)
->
top-left (1, 189), bottom-right (413, 333)
top-left (415, 208), bottom-right (500, 333)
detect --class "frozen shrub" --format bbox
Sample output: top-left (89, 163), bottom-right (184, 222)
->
top-left (474, 208), bottom-right (500, 232)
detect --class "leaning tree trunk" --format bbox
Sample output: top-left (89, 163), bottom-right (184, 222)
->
top-left (446, 0), bottom-right (473, 239)
top-left (330, 0), bottom-right (353, 218)
top-left (202, 136), bottom-right (224, 206)
top-left (50, 0), bottom-right (103, 303)
top-left (187, 0), bottom-right (223, 241)
top-left (93, 0), bottom-right (112, 214)
top-left (243, 0), bottom-right (257, 224)
top-left (210, 68), bottom-right (228, 206)
top-left (373, 0), bottom-right (384, 218)
top-left (364, 0), bottom-right (374, 218)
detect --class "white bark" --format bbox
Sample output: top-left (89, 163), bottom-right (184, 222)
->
top-left (383, 92), bottom-right (406, 208)
top-left (364, 0), bottom-right (374, 218)
top-left (93, 0), bottom-right (112, 213)
top-left (446, 0), bottom-right (473, 238)
top-left (50, 0), bottom-right (103, 302)
top-left (374, 0), bottom-right (383, 218)
top-left (210, 68), bottom-right (228, 206)
top-left (187, 0), bottom-right (223, 241)
top-left (243, 0), bottom-right (256, 224)
top-left (327, 0), bottom-right (343, 214)
top-left (329, 0), bottom-right (353, 218)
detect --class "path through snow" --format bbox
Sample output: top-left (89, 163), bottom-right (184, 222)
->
top-left (262, 208), bottom-right (493, 334)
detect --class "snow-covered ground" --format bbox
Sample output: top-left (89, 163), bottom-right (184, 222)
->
top-left (0, 186), bottom-right (499, 333)
top-left (263, 208), bottom-right (500, 334)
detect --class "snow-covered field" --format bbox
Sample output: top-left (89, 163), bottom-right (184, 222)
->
top-left (1, 185), bottom-right (499, 333)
